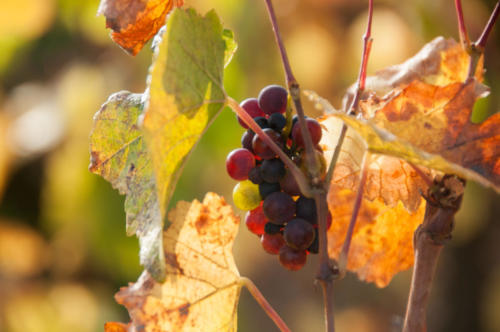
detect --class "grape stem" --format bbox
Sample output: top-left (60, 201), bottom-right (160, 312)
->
top-left (454, 0), bottom-right (470, 49)
top-left (337, 152), bottom-right (370, 274)
top-left (325, 0), bottom-right (373, 187)
top-left (474, 1), bottom-right (499, 50)
top-left (263, 0), bottom-right (321, 181)
top-left (226, 97), bottom-right (312, 197)
top-left (240, 277), bottom-right (292, 332)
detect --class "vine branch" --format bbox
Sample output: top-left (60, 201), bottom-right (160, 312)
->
top-left (241, 277), bottom-right (292, 332)
top-left (403, 175), bottom-right (465, 332)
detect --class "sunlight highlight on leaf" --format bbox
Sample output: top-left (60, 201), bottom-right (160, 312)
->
top-left (110, 193), bottom-right (241, 332)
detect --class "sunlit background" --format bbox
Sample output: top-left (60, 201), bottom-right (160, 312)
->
top-left (0, 0), bottom-right (499, 331)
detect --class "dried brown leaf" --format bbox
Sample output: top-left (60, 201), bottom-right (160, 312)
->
top-left (112, 193), bottom-right (241, 331)
top-left (98, 0), bottom-right (184, 55)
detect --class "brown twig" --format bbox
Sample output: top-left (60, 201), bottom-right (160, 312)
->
top-left (241, 277), bottom-right (292, 332)
top-left (474, 1), bottom-right (500, 50)
top-left (325, 0), bottom-right (374, 186)
top-left (263, 0), bottom-right (320, 179)
top-left (338, 152), bottom-right (370, 274)
top-left (403, 175), bottom-right (465, 332)
top-left (454, 0), bottom-right (470, 49)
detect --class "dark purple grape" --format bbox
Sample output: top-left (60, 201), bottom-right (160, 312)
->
top-left (259, 182), bottom-right (280, 199)
top-left (248, 167), bottom-right (263, 184)
top-left (241, 130), bottom-right (255, 152)
top-left (279, 169), bottom-right (301, 196)
top-left (258, 85), bottom-right (288, 115)
top-left (268, 113), bottom-right (287, 132)
top-left (260, 158), bottom-right (285, 183)
top-left (245, 204), bottom-right (267, 235)
top-left (238, 98), bottom-right (265, 129)
top-left (261, 233), bottom-right (285, 255)
top-left (253, 116), bottom-right (269, 129)
top-left (292, 118), bottom-right (322, 148)
top-left (279, 245), bottom-right (307, 271)
top-left (296, 196), bottom-right (317, 224)
top-left (226, 148), bottom-right (255, 180)
top-left (264, 222), bottom-right (282, 235)
top-left (307, 228), bottom-right (319, 254)
top-left (283, 218), bottom-right (315, 250)
top-left (263, 192), bottom-right (295, 225)
top-left (252, 128), bottom-right (282, 160)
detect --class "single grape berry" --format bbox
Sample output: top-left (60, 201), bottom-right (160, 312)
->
top-left (283, 218), bottom-right (315, 250)
top-left (233, 180), bottom-right (261, 211)
top-left (259, 181), bottom-right (281, 199)
top-left (252, 128), bottom-right (282, 160)
top-left (248, 167), bottom-right (263, 185)
top-left (226, 148), bottom-right (255, 181)
top-left (296, 196), bottom-right (317, 224)
top-left (253, 116), bottom-right (270, 129)
top-left (261, 233), bottom-right (285, 255)
top-left (292, 118), bottom-right (323, 148)
top-left (279, 169), bottom-right (301, 196)
top-left (260, 158), bottom-right (285, 183)
top-left (307, 228), bottom-right (319, 254)
top-left (241, 130), bottom-right (255, 152)
top-left (264, 222), bottom-right (282, 235)
top-left (245, 204), bottom-right (268, 235)
top-left (238, 98), bottom-right (265, 129)
top-left (268, 113), bottom-right (287, 132)
top-left (263, 191), bottom-right (296, 225)
top-left (279, 245), bottom-right (307, 271)
top-left (258, 85), bottom-right (288, 115)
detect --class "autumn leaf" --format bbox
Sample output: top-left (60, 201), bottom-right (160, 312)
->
top-left (90, 8), bottom-right (236, 280)
top-left (142, 8), bottom-right (236, 225)
top-left (89, 91), bottom-right (166, 279)
top-left (98, 0), bottom-right (184, 55)
top-left (108, 193), bottom-right (242, 332)
top-left (307, 37), bottom-right (498, 286)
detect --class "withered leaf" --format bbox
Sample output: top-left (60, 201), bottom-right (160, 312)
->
top-left (112, 193), bottom-right (242, 332)
top-left (98, 0), bottom-right (184, 55)
top-left (309, 36), bottom-right (498, 286)
top-left (328, 185), bottom-right (425, 287)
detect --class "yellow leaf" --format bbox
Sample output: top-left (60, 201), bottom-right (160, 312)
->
top-left (112, 193), bottom-right (241, 331)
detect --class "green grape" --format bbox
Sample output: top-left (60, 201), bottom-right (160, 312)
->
top-left (233, 180), bottom-right (261, 211)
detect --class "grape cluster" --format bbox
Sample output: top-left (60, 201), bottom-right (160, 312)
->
top-left (226, 84), bottom-right (331, 271)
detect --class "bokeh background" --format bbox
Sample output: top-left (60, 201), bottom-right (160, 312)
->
top-left (0, 0), bottom-right (499, 331)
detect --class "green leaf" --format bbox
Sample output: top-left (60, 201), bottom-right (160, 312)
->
top-left (306, 90), bottom-right (500, 193)
top-left (89, 8), bottom-right (236, 281)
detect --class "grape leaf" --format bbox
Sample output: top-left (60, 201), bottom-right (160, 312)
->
top-left (142, 8), bottom-right (236, 224)
top-left (328, 185), bottom-right (425, 287)
top-left (98, 0), bottom-right (184, 55)
top-left (308, 37), bottom-right (498, 286)
top-left (90, 8), bottom-right (236, 280)
top-left (105, 193), bottom-right (241, 332)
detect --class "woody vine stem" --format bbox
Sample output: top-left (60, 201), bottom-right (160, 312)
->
top-left (403, 1), bottom-right (499, 331)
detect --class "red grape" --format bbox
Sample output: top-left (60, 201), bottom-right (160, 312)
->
top-left (258, 85), bottom-right (288, 115)
top-left (263, 192), bottom-right (296, 225)
top-left (226, 148), bottom-right (255, 180)
top-left (261, 233), bottom-right (285, 255)
top-left (245, 204), bottom-right (268, 235)
top-left (238, 98), bottom-right (265, 129)
top-left (252, 128), bottom-right (282, 160)
top-left (292, 118), bottom-right (322, 148)
top-left (279, 245), bottom-right (307, 271)
top-left (283, 218), bottom-right (315, 250)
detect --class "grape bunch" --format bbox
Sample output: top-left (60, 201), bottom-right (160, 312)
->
top-left (226, 84), bottom-right (331, 271)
